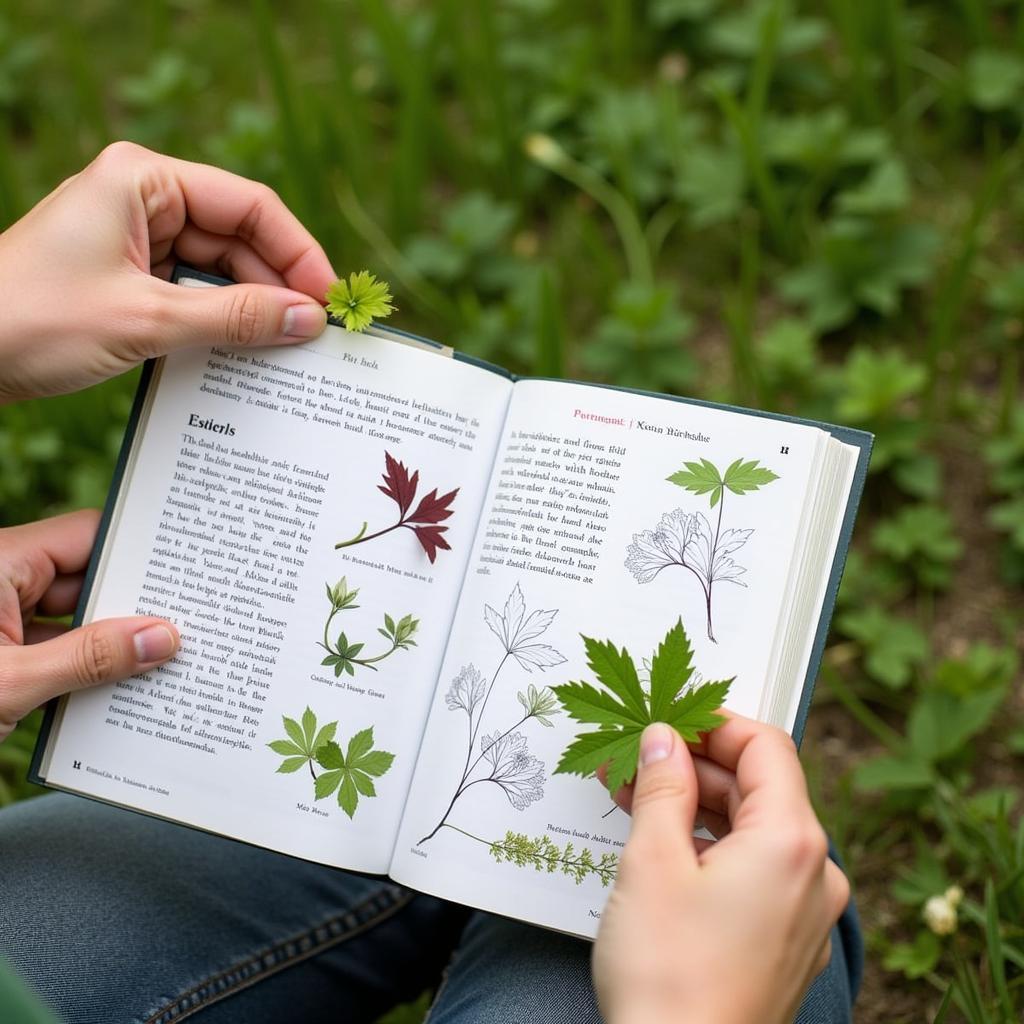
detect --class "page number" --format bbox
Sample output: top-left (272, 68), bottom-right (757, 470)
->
top-left (780, 446), bottom-right (790, 454)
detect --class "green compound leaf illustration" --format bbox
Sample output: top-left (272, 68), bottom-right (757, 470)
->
top-left (552, 619), bottom-right (731, 793)
top-left (325, 271), bottom-right (396, 333)
top-left (320, 577), bottom-right (419, 676)
top-left (268, 707), bottom-right (337, 775)
top-left (667, 456), bottom-right (779, 508)
top-left (667, 457), bottom-right (725, 506)
top-left (313, 727), bottom-right (396, 818)
top-left (721, 457), bottom-right (781, 496)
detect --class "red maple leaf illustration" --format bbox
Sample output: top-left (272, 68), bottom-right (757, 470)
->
top-left (378, 451), bottom-right (419, 517)
top-left (337, 452), bottom-right (459, 562)
top-left (412, 525), bottom-right (452, 564)
top-left (408, 487), bottom-right (459, 525)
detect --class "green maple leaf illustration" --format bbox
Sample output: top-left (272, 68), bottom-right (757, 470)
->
top-left (551, 620), bottom-right (731, 793)
top-left (313, 727), bottom-right (396, 818)
top-left (268, 706), bottom-right (337, 774)
top-left (667, 457), bottom-right (778, 507)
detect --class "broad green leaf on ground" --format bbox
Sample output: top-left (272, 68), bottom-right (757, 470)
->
top-left (836, 158), bottom-right (910, 216)
top-left (872, 504), bottom-right (964, 590)
top-left (837, 606), bottom-right (928, 689)
top-left (965, 49), bottom-right (1024, 112)
top-left (268, 708), bottom-right (337, 773)
top-left (883, 930), bottom-right (942, 979)
top-left (853, 753), bottom-right (934, 792)
top-left (552, 619), bottom-right (731, 792)
top-left (313, 727), bottom-right (395, 818)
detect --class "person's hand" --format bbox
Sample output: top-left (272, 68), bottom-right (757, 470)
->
top-left (592, 716), bottom-right (850, 1024)
top-left (0, 510), bottom-right (179, 742)
top-left (0, 141), bottom-right (337, 403)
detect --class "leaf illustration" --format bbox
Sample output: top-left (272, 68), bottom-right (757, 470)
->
top-left (667, 458), bottom-right (725, 507)
top-left (312, 727), bottom-right (396, 818)
top-left (552, 620), bottom-right (731, 793)
top-left (446, 664), bottom-right (487, 717)
top-left (722, 458), bottom-right (780, 495)
top-left (338, 453), bottom-right (459, 562)
top-left (517, 684), bottom-right (560, 727)
top-left (408, 487), bottom-right (459, 525)
top-left (412, 525), bottom-right (452, 563)
top-left (484, 583), bottom-right (567, 671)
top-left (481, 730), bottom-right (546, 810)
top-left (379, 451), bottom-right (419, 517)
top-left (268, 708), bottom-right (338, 775)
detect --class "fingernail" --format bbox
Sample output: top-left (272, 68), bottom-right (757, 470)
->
top-left (282, 303), bottom-right (326, 340)
top-left (640, 722), bottom-right (675, 766)
top-left (133, 625), bottom-right (178, 664)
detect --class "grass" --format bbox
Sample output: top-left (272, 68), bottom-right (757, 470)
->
top-left (0, 2), bottom-right (1022, 1020)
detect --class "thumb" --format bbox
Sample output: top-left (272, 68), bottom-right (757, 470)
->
top-left (628, 722), bottom-right (700, 867)
top-left (3, 618), bottom-right (179, 721)
top-left (143, 278), bottom-right (327, 353)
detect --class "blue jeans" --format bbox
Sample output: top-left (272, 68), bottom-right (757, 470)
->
top-left (0, 794), bottom-right (861, 1023)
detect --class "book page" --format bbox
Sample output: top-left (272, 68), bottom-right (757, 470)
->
top-left (43, 326), bottom-right (512, 872)
top-left (392, 380), bottom-right (830, 936)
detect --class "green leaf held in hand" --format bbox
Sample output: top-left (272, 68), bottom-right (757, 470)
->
top-left (326, 271), bottom-right (396, 333)
top-left (552, 619), bottom-right (732, 793)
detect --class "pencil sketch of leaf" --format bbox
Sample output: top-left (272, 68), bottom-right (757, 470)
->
top-left (481, 730), bottom-right (546, 810)
top-left (484, 582), bottom-right (566, 672)
top-left (446, 664), bottom-right (487, 717)
top-left (624, 510), bottom-right (702, 583)
top-left (517, 684), bottom-right (560, 727)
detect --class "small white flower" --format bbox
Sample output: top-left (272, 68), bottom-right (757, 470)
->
top-left (944, 885), bottom-right (964, 908)
top-left (523, 133), bottom-right (565, 168)
top-left (923, 894), bottom-right (958, 936)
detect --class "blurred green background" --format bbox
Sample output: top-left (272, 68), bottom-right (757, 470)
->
top-left (1, 1), bottom-right (1023, 1020)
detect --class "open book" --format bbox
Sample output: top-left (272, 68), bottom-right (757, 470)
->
top-left (32, 267), bottom-right (871, 939)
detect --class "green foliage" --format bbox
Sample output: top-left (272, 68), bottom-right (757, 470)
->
top-left (781, 219), bottom-right (939, 332)
top-left (872, 505), bottom-right (964, 591)
top-left (965, 49), bottom-right (1024, 112)
top-left (836, 607), bottom-right (928, 690)
top-left (552, 620), bottom-right (731, 793)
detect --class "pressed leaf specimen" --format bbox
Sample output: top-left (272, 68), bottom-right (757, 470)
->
top-left (553, 619), bottom-right (732, 793)
top-left (624, 457), bottom-right (778, 641)
top-left (336, 452), bottom-right (459, 563)
top-left (419, 583), bottom-right (565, 845)
top-left (268, 706), bottom-right (394, 819)
top-left (319, 577), bottom-right (419, 676)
